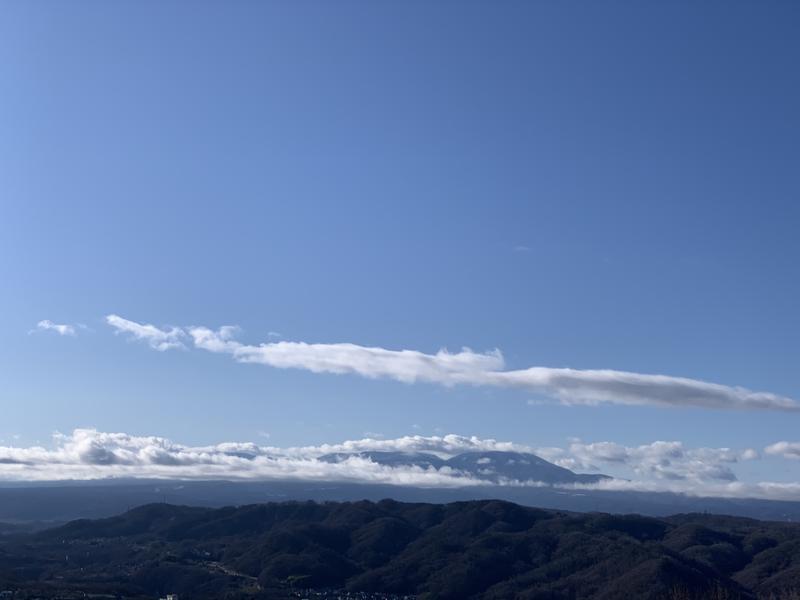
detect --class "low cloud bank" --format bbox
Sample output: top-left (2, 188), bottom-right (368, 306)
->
top-left (567, 478), bottom-right (800, 501)
top-left (105, 316), bottom-right (799, 412)
top-left (537, 441), bottom-right (758, 483)
top-left (765, 441), bottom-right (800, 460)
top-left (0, 430), bottom-right (485, 488)
top-left (1, 430), bottom-right (798, 501)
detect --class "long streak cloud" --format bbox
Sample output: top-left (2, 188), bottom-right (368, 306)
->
top-left (105, 315), bottom-right (799, 412)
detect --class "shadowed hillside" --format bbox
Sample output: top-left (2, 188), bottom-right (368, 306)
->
top-left (2, 500), bottom-right (800, 599)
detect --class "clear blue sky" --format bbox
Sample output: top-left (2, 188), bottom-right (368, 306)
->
top-left (1, 1), bottom-right (798, 479)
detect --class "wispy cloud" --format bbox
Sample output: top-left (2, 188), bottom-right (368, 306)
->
top-left (105, 316), bottom-right (798, 412)
top-left (106, 314), bottom-right (185, 351)
top-left (33, 320), bottom-right (77, 336)
top-left (0, 430), bottom-right (796, 500)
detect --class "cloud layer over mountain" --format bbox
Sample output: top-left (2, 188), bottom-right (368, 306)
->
top-left (537, 440), bottom-right (758, 482)
top-left (1, 429), bottom-right (798, 501)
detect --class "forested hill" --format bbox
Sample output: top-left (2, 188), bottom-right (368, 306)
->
top-left (2, 499), bottom-right (800, 599)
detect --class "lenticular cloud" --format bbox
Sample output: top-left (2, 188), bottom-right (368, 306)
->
top-left (106, 315), bottom-right (800, 412)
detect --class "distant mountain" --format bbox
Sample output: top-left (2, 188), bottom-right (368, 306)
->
top-left (320, 449), bottom-right (610, 485)
top-left (319, 451), bottom-right (447, 470)
top-left (3, 479), bottom-right (800, 525)
top-left (4, 499), bottom-right (800, 599)
top-left (446, 451), bottom-right (610, 484)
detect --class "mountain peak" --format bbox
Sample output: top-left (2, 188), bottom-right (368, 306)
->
top-left (319, 449), bottom-right (609, 485)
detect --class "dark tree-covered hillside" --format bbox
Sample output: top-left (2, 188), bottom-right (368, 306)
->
top-left (2, 500), bottom-right (800, 599)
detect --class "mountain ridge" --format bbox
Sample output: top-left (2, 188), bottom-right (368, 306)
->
top-left (319, 449), bottom-right (611, 485)
top-left (3, 499), bottom-right (800, 599)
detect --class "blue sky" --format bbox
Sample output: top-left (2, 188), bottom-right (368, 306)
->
top-left (1, 2), bottom-right (799, 487)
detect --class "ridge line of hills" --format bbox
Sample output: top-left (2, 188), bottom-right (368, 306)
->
top-left (2, 498), bottom-right (800, 599)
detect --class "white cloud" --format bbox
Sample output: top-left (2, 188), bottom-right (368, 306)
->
top-left (187, 326), bottom-right (504, 385)
top-left (104, 316), bottom-right (800, 412)
top-left (568, 478), bottom-right (800, 501)
top-left (508, 367), bottom-right (788, 409)
top-left (34, 320), bottom-right (77, 336)
top-left (0, 429), bottom-right (488, 488)
top-left (188, 322), bottom-right (798, 412)
top-left (305, 433), bottom-right (532, 458)
top-left (741, 448), bottom-right (760, 461)
top-left (489, 368), bottom-right (799, 412)
top-left (765, 441), bottom-right (800, 460)
top-left (106, 314), bottom-right (185, 351)
top-left (0, 430), bottom-right (795, 500)
top-left (538, 440), bottom-right (759, 483)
